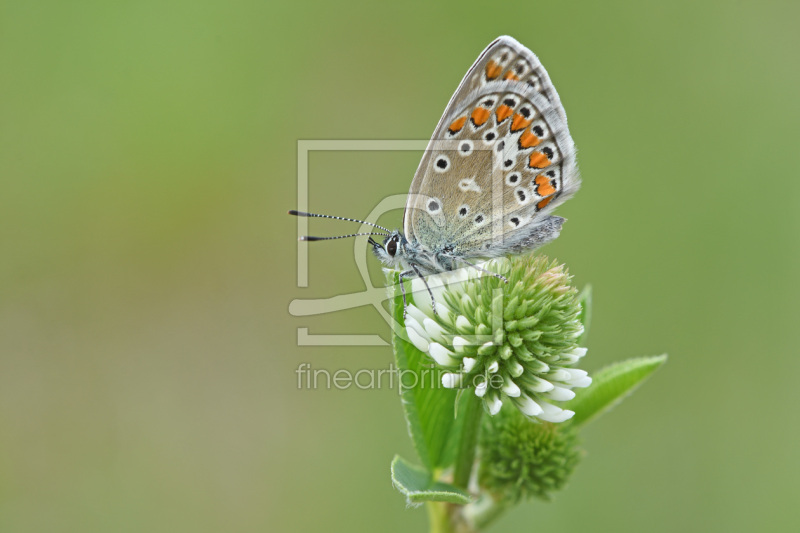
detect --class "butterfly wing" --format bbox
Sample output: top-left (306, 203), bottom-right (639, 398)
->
top-left (404, 36), bottom-right (579, 259)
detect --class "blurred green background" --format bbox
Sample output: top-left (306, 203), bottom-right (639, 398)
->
top-left (2, 1), bottom-right (799, 531)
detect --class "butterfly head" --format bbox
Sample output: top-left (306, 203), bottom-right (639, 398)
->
top-left (370, 231), bottom-right (408, 268)
top-left (289, 210), bottom-right (413, 268)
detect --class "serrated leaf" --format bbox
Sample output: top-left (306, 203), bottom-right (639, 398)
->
top-left (390, 274), bottom-right (460, 470)
top-left (390, 455), bottom-right (472, 505)
top-left (577, 284), bottom-right (592, 345)
top-left (565, 354), bottom-right (667, 427)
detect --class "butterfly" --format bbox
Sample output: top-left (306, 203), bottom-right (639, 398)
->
top-left (291, 36), bottom-right (579, 316)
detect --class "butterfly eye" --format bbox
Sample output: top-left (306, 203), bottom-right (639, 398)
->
top-left (387, 238), bottom-right (398, 257)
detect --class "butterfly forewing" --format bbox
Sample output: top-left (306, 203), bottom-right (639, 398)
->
top-left (404, 36), bottom-right (579, 259)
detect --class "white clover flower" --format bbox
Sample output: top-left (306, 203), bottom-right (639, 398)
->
top-left (403, 256), bottom-right (591, 423)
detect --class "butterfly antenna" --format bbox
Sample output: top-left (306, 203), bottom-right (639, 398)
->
top-left (300, 232), bottom-right (388, 242)
top-left (288, 210), bottom-right (391, 233)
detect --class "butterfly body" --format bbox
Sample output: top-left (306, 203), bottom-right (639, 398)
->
top-left (371, 212), bottom-right (565, 276)
top-left (371, 232), bottom-right (455, 275)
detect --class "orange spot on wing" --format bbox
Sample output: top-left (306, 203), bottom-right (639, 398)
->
top-left (529, 152), bottom-right (552, 168)
top-left (471, 107), bottom-right (490, 127)
top-left (503, 70), bottom-right (520, 81)
top-left (518, 128), bottom-right (541, 149)
top-left (448, 116), bottom-right (467, 133)
top-left (534, 174), bottom-right (557, 196)
top-left (485, 60), bottom-right (502, 80)
top-left (511, 113), bottom-right (532, 132)
top-left (495, 105), bottom-right (513, 123)
top-left (537, 195), bottom-right (555, 210)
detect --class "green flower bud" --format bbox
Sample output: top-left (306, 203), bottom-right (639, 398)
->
top-left (478, 405), bottom-right (582, 503)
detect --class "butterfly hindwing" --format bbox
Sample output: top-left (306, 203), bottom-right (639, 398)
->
top-left (404, 36), bottom-right (579, 259)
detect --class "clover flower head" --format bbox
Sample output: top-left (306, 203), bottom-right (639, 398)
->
top-left (402, 255), bottom-right (591, 423)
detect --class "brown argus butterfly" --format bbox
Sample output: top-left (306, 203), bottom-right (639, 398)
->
top-left (291, 36), bottom-right (579, 315)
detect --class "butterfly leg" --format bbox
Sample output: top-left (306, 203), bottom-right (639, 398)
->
top-left (452, 257), bottom-right (509, 284)
top-left (397, 269), bottom-right (414, 320)
top-left (409, 263), bottom-right (438, 316)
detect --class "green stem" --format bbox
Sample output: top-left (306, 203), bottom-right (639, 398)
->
top-left (428, 394), bottom-right (484, 533)
top-left (427, 502), bottom-right (453, 533)
top-left (452, 392), bottom-right (483, 490)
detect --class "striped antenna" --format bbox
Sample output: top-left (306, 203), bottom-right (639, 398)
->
top-left (288, 210), bottom-right (391, 233)
top-left (300, 232), bottom-right (388, 242)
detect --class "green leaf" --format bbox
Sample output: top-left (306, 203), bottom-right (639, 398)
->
top-left (451, 392), bottom-right (483, 489)
top-left (577, 284), bottom-right (592, 345)
top-left (390, 273), bottom-right (460, 470)
top-left (565, 354), bottom-right (668, 427)
top-left (391, 455), bottom-right (472, 505)
top-left (438, 390), bottom-right (473, 476)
